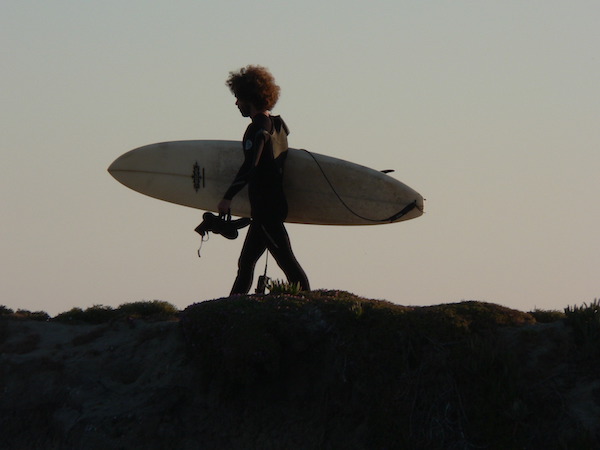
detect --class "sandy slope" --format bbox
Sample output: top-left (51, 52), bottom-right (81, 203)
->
top-left (1, 319), bottom-right (194, 449)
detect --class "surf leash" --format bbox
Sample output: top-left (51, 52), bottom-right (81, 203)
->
top-left (300, 149), bottom-right (422, 223)
top-left (197, 233), bottom-right (209, 258)
top-left (255, 253), bottom-right (270, 294)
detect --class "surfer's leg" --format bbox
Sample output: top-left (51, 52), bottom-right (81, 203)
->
top-left (230, 222), bottom-right (267, 295)
top-left (261, 221), bottom-right (310, 291)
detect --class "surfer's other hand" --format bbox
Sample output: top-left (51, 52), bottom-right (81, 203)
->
top-left (218, 198), bottom-right (231, 215)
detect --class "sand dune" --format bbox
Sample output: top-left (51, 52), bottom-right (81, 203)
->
top-left (2, 293), bottom-right (599, 448)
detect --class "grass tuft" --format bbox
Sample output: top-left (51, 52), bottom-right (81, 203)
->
top-left (267, 279), bottom-right (303, 295)
top-left (564, 299), bottom-right (600, 361)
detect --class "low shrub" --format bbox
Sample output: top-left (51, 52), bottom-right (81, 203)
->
top-left (10, 310), bottom-right (50, 321)
top-left (564, 299), bottom-right (600, 358)
top-left (117, 300), bottom-right (179, 320)
top-left (52, 301), bottom-right (179, 324)
top-left (529, 308), bottom-right (566, 323)
top-left (267, 279), bottom-right (302, 295)
top-left (53, 305), bottom-right (117, 324)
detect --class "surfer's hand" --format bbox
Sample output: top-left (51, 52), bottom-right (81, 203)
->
top-left (218, 199), bottom-right (231, 215)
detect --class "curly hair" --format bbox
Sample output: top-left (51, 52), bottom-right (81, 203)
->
top-left (226, 65), bottom-right (281, 111)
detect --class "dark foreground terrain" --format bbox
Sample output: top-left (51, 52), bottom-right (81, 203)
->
top-left (1, 291), bottom-right (599, 449)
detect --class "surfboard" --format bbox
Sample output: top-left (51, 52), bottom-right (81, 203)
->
top-left (108, 140), bottom-right (424, 226)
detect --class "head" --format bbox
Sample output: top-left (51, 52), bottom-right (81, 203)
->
top-left (226, 65), bottom-right (280, 116)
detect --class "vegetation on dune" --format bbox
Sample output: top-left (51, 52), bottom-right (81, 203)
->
top-left (1, 300), bottom-right (179, 324)
top-left (2, 293), bottom-right (600, 448)
top-left (565, 298), bottom-right (600, 362)
top-left (0, 306), bottom-right (50, 321)
top-left (178, 291), bottom-right (600, 449)
top-left (51, 300), bottom-right (179, 324)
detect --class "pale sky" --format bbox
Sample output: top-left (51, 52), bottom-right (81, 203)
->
top-left (2, 1), bottom-right (598, 316)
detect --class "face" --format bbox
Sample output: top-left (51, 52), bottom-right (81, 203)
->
top-left (235, 98), bottom-right (252, 117)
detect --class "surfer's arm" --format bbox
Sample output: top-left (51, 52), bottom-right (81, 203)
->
top-left (223, 161), bottom-right (251, 201)
top-left (246, 114), bottom-right (271, 168)
top-left (218, 198), bottom-right (231, 215)
top-left (251, 129), bottom-right (268, 166)
top-left (222, 130), bottom-right (269, 201)
top-left (219, 118), bottom-right (271, 215)
top-left (220, 167), bottom-right (247, 213)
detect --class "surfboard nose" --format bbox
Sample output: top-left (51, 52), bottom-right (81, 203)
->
top-left (109, 148), bottom-right (135, 173)
top-left (107, 156), bottom-right (121, 175)
top-left (108, 147), bottom-right (146, 185)
top-left (108, 142), bottom-right (177, 177)
top-left (107, 153), bottom-right (129, 185)
top-left (108, 145), bottom-right (151, 178)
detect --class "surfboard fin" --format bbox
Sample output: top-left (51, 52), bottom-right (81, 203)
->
top-left (194, 212), bottom-right (251, 240)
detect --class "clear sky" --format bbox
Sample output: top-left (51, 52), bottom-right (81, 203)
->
top-left (2, 1), bottom-right (598, 316)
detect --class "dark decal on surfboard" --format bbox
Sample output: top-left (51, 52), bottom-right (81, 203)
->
top-left (192, 162), bottom-right (205, 192)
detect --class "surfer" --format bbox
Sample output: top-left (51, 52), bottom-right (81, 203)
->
top-left (218, 65), bottom-right (310, 295)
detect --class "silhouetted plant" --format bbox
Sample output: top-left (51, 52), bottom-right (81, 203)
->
top-left (53, 301), bottom-right (178, 324)
top-left (0, 305), bottom-right (14, 316)
top-left (117, 300), bottom-right (179, 320)
top-left (53, 305), bottom-right (117, 324)
top-left (14, 309), bottom-right (50, 321)
top-left (268, 279), bottom-right (302, 295)
top-left (565, 299), bottom-right (600, 357)
top-left (529, 308), bottom-right (566, 323)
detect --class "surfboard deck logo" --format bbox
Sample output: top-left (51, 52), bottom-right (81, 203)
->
top-left (191, 162), bottom-right (205, 192)
top-left (108, 140), bottom-right (424, 226)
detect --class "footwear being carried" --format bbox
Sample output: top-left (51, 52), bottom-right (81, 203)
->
top-left (194, 212), bottom-right (251, 240)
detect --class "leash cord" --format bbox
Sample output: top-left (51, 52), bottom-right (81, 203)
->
top-left (301, 149), bottom-right (418, 223)
top-left (197, 234), bottom-right (208, 258)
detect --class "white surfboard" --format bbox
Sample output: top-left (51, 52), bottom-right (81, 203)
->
top-left (108, 140), bottom-right (424, 226)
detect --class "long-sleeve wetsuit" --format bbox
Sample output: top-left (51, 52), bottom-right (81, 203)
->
top-left (224, 114), bottom-right (309, 294)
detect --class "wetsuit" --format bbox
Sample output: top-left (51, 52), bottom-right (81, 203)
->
top-left (223, 114), bottom-right (310, 294)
